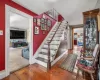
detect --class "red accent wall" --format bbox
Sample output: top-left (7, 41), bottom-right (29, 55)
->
top-left (33, 14), bottom-right (56, 54)
top-left (0, 0), bottom-right (38, 71)
top-left (58, 15), bottom-right (64, 22)
top-left (0, 0), bottom-right (56, 71)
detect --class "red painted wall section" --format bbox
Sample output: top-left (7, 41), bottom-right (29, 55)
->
top-left (58, 15), bottom-right (64, 22)
top-left (0, 0), bottom-right (56, 71)
top-left (33, 14), bottom-right (56, 54)
top-left (0, 0), bottom-right (37, 71)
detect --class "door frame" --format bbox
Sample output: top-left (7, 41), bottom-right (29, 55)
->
top-left (5, 5), bottom-right (33, 76)
top-left (71, 25), bottom-right (83, 49)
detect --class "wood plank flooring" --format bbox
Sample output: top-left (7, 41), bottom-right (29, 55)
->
top-left (2, 51), bottom-right (84, 80)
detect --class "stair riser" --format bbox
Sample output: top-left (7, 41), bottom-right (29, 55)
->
top-left (50, 32), bottom-right (55, 35)
top-left (57, 29), bottom-right (64, 32)
top-left (38, 54), bottom-right (53, 60)
top-left (53, 37), bottom-right (60, 40)
top-left (43, 45), bottom-right (58, 49)
top-left (53, 39), bottom-right (60, 41)
top-left (36, 60), bottom-right (47, 68)
top-left (51, 43), bottom-right (59, 45)
top-left (55, 34), bottom-right (62, 37)
top-left (41, 49), bottom-right (56, 55)
top-left (49, 35), bottom-right (54, 38)
top-left (56, 32), bottom-right (63, 34)
top-left (48, 37), bottom-right (61, 41)
top-left (57, 29), bottom-right (64, 31)
top-left (48, 35), bottom-right (61, 39)
top-left (43, 45), bottom-right (48, 48)
top-left (58, 27), bottom-right (65, 30)
top-left (45, 42), bottom-right (60, 45)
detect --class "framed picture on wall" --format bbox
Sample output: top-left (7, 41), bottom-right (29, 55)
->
top-left (44, 19), bottom-right (47, 25)
top-left (40, 18), bottom-right (45, 23)
top-left (47, 19), bottom-right (52, 27)
top-left (41, 24), bottom-right (46, 30)
top-left (37, 18), bottom-right (40, 26)
top-left (34, 26), bottom-right (39, 34)
top-left (33, 18), bottom-right (37, 23)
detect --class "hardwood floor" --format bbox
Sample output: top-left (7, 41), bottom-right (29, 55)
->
top-left (2, 51), bottom-right (84, 80)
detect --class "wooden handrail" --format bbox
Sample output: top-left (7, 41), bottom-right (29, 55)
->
top-left (47, 21), bottom-right (62, 71)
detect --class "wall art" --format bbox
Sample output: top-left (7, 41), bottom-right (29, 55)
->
top-left (33, 18), bottom-right (37, 23)
top-left (34, 26), bottom-right (39, 34)
top-left (47, 19), bottom-right (52, 27)
top-left (40, 18), bottom-right (45, 23)
top-left (37, 18), bottom-right (40, 26)
top-left (41, 24), bottom-right (46, 30)
top-left (44, 19), bottom-right (47, 25)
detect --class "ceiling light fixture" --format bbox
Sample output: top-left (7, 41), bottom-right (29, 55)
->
top-left (48, 0), bottom-right (57, 2)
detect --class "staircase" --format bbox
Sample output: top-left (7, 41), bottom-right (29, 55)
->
top-left (35, 20), bottom-right (68, 70)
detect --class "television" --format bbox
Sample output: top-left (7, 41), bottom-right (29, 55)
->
top-left (10, 30), bottom-right (25, 39)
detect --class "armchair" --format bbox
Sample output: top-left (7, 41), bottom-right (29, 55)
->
top-left (80, 44), bottom-right (99, 58)
top-left (76, 44), bottom-right (100, 80)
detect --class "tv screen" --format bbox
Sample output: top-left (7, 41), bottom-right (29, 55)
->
top-left (10, 30), bottom-right (25, 39)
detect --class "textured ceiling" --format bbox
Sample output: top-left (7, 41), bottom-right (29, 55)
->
top-left (12, 0), bottom-right (99, 25)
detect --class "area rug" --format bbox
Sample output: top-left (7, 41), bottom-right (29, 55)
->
top-left (60, 54), bottom-right (77, 72)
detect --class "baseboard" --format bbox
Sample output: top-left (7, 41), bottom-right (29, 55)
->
top-left (32, 22), bottom-right (58, 64)
top-left (0, 70), bottom-right (6, 79)
top-left (51, 50), bottom-right (68, 66)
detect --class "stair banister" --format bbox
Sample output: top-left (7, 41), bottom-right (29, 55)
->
top-left (47, 21), bottom-right (62, 71)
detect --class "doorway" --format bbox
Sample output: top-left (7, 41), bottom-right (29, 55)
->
top-left (72, 27), bottom-right (83, 50)
top-left (5, 5), bottom-right (33, 76)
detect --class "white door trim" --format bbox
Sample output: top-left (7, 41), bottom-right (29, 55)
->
top-left (5, 5), bottom-right (33, 76)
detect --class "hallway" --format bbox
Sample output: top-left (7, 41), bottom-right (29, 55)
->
top-left (2, 50), bottom-right (84, 80)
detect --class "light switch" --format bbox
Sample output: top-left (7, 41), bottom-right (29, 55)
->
top-left (0, 30), bottom-right (3, 35)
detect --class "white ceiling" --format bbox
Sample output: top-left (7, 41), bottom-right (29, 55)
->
top-left (12, 0), bottom-right (99, 25)
top-left (10, 12), bottom-right (30, 29)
